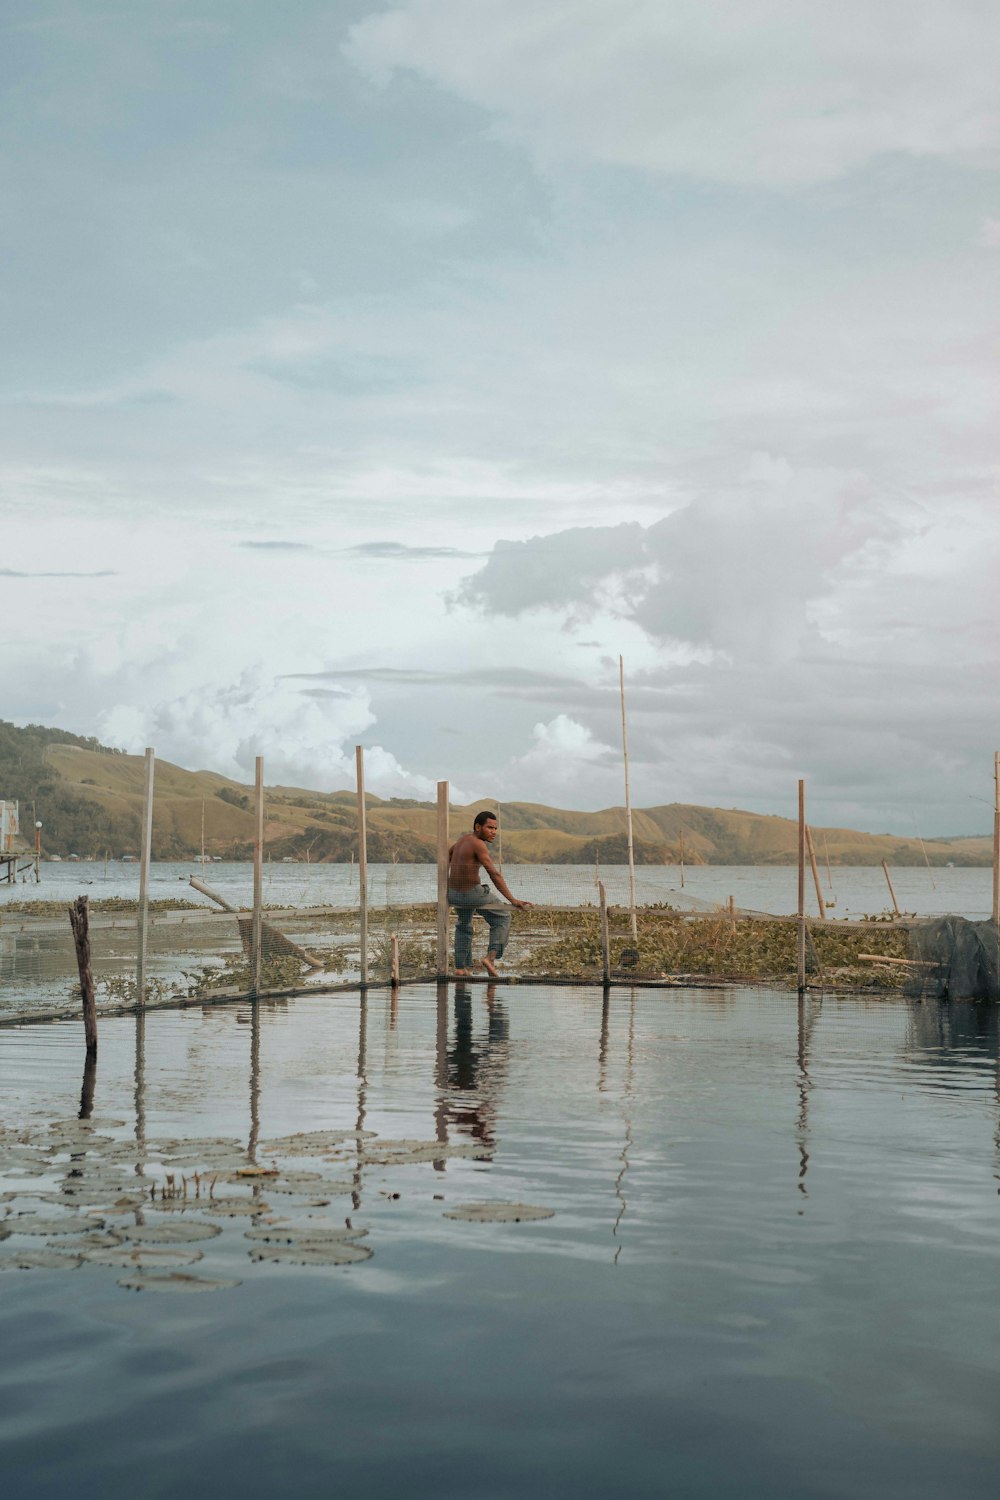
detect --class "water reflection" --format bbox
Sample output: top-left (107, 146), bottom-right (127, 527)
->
top-left (434, 982), bottom-right (510, 1157)
top-left (352, 995), bottom-right (368, 1212)
top-left (796, 993), bottom-right (819, 1203)
top-left (611, 989), bottom-right (637, 1264)
top-left (248, 1002), bottom-right (261, 1162)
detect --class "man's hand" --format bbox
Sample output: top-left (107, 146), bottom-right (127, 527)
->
top-left (513, 899), bottom-right (533, 910)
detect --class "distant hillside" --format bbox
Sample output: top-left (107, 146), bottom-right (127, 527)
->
top-left (0, 721), bottom-right (992, 865)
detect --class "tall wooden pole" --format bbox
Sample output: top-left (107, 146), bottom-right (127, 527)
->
top-left (797, 779), bottom-right (806, 993)
top-left (679, 827), bottom-right (685, 888)
top-left (993, 751), bottom-right (1000, 925)
top-left (356, 747), bottom-right (369, 988)
top-left (805, 826), bottom-right (826, 920)
top-left (251, 756), bottom-right (264, 997)
top-left (69, 895), bottom-right (97, 1054)
top-left (136, 747), bottom-right (155, 1006)
top-left (881, 859), bottom-right (901, 917)
top-left (436, 781), bottom-right (450, 978)
top-left (619, 655), bottom-right (638, 942)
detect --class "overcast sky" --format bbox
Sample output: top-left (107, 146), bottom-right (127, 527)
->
top-left (4, 0), bottom-right (999, 834)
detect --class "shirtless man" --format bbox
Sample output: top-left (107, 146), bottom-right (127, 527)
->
top-left (448, 811), bottom-right (532, 977)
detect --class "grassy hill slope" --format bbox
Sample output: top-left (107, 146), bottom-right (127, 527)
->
top-left (0, 722), bottom-right (991, 865)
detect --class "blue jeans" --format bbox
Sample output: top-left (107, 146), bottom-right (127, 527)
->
top-left (448, 884), bottom-right (511, 968)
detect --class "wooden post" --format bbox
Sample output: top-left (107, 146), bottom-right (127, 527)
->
top-left (679, 827), bottom-right (685, 888)
top-left (881, 859), bottom-right (901, 917)
top-left (250, 756), bottom-right (264, 997)
top-left (356, 747), bottom-right (369, 987)
top-left (598, 879), bottom-right (611, 985)
top-left (495, 800), bottom-right (503, 874)
top-left (797, 779), bottom-right (806, 993)
top-left (136, 747), bottom-right (155, 1006)
top-left (34, 821), bottom-right (41, 883)
top-left (69, 895), bottom-right (97, 1054)
top-left (390, 934), bottom-right (400, 989)
top-left (619, 656), bottom-right (638, 942)
top-left (993, 751), bottom-right (1000, 925)
top-left (436, 781), bottom-right (450, 978)
top-left (805, 826), bottom-right (826, 919)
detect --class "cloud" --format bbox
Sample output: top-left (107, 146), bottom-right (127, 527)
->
top-left (96, 667), bottom-right (446, 800)
top-left (237, 541), bottom-right (318, 552)
top-left (345, 541), bottom-right (482, 560)
top-left (978, 217), bottom-right (1000, 247)
top-left (453, 522), bottom-right (649, 618)
top-left (0, 568), bottom-right (117, 578)
top-left (497, 713), bottom-right (622, 803)
top-left (345, 0), bottom-right (1000, 188)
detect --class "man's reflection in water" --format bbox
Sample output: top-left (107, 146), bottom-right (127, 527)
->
top-left (434, 982), bottom-right (510, 1155)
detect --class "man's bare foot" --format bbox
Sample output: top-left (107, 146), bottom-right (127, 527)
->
top-left (481, 956), bottom-right (501, 978)
top-left (454, 968), bottom-right (472, 977)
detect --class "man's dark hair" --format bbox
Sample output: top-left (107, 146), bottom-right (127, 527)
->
top-left (473, 810), bottom-right (498, 829)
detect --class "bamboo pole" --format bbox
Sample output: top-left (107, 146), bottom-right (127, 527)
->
top-left (598, 879), bottom-right (611, 985)
top-left (356, 747), bottom-right (369, 988)
top-left (993, 751), bottom-right (1000, 926)
top-left (619, 655), bottom-right (638, 942)
top-left (797, 779), bottom-right (806, 993)
top-left (69, 895), bottom-right (97, 1054)
top-left (188, 876), bottom-right (323, 966)
top-left (436, 781), bottom-right (449, 978)
top-left (805, 826), bottom-right (826, 919)
top-left (136, 747), bottom-right (155, 1006)
top-left (881, 859), bottom-right (901, 917)
top-left (679, 828), bottom-right (685, 888)
top-left (251, 756), bottom-right (264, 998)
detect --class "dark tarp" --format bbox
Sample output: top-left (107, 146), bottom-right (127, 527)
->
top-left (907, 916), bottom-right (1000, 1001)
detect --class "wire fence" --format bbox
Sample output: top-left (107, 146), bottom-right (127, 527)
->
top-left (2, 747), bottom-right (998, 1024)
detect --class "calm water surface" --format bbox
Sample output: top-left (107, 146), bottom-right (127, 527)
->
top-left (2, 986), bottom-right (999, 1498)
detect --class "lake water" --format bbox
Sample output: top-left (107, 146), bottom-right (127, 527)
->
top-left (4, 858), bottom-right (995, 919)
top-left (2, 985), bottom-right (1000, 1498)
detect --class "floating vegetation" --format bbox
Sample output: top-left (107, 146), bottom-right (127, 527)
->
top-left (122, 1220), bottom-right (222, 1244)
top-left (359, 1139), bottom-right (491, 1166)
top-left (243, 1224), bottom-right (367, 1245)
top-left (118, 1272), bottom-right (242, 1294)
top-left (80, 1245), bottom-right (204, 1269)
top-left (200, 1198), bottom-right (271, 1217)
top-left (6, 1214), bottom-right (95, 1236)
top-left (248, 1241), bottom-right (372, 1267)
top-left (0, 1248), bottom-right (83, 1271)
top-left (262, 1129), bottom-right (375, 1155)
top-left (444, 1203), bottom-right (555, 1223)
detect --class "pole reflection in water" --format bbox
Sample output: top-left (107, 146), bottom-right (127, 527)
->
top-left (433, 982), bottom-right (449, 1169)
top-left (611, 988), bottom-right (636, 1265)
top-left (134, 1009), bottom-right (146, 1184)
top-left (352, 995), bottom-right (368, 1212)
top-left (79, 1048), bottom-right (96, 1121)
top-left (434, 982), bottom-right (509, 1158)
top-left (796, 993), bottom-right (819, 1205)
top-left (598, 987), bottom-right (610, 1094)
top-left (248, 1002), bottom-right (261, 1164)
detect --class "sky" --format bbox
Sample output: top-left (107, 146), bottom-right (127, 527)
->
top-left (3, 0), bottom-right (999, 834)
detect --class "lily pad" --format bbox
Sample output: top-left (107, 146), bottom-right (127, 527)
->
top-left (200, 1198), bottom-right (270, 1217)
top-left (118, 1271), bottom-right (241, 1293)
top-left (80, 1245), bottom-right (204, 1268)
top-left (7, 1215), bottom-right (91, 1236)
top-left (243, 1224), bottom-right (367, 1245)
top-left (443, 1203), bottom-right (555, 1223)
top-left (248, 1241), bottom-right (373, 1266)
top-left (0, 1248), bottom-right (83, 1270)
top-left (122, 1220), bottom-right (222, 1244)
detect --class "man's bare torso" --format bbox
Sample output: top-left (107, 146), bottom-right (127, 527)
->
top-left (448, 832), bottom-right (490, 891)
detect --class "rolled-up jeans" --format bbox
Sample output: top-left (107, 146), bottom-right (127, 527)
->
top-left (448, 884), bottom-right (512, 968)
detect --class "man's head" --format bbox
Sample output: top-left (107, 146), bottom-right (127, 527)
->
top-left (473, 810), bottom-right (499, 841)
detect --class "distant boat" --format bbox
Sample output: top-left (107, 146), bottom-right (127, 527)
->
top-left (66, 853), bottom-right (81, 862)
top-left (121, 854), bottom-right (139, 863)
top-left (194, 854), bottom-right (212, 863)
top-left (48, 854), bottom-right (63, 862)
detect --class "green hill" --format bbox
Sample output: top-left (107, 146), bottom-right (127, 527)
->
top-left (0, 720), bottom-right (991, 865)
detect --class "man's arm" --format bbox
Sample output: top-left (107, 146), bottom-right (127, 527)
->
top-left (478, 845), bottom-right (532, 909)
